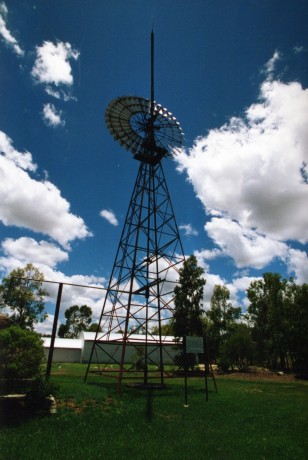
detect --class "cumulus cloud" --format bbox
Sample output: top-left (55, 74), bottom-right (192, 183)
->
top-left (34, 314), bottom-right (55, 335)
top-left (2, 237), bottom-right (68, 268)
top-left (100, 209), bottom-right (119, 226)
top-left (205, 218), bottom-right (288, 269)
top-left (0, 130), bottom-right (92, 247)
top-left (179, 223), bottom-right (198, 236)
top-left (176, 61), bottom-right (308, 280)
top-left (287, 249), bottom-right (308, 285)
top-left (43, 103), bottom-right (65, 127)
top-left (0, 2), bottom-right (24, 56)
top-left (0, 131), bottom-right (36, 171)
top-left (194, 248), bottom-right (223, 262)
top-left (31, 40), bottom-right (79, 87)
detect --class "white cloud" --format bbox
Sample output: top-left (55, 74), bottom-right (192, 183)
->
top-left (194, 248), bottom-right (223, 262)
top-left (0, 131), bottom-right (36, 171)
top-left (229, 275), bottom-right (260, 294)
top-left (205, 218), bottom-right (288, 269)
top-left (31, 41), bottom-right (79, 87)
top-left (100, 209), bottom-right (119, 226)
top-left (0, 2), bottom-right (7, 14)
top-left (0, 131), bottom-right (92, 248)
top-left (293, 45), bottom-right (305, 54)
top-left (179, 223), bottom-right (198, 236)
top-left (45, 86), bottom-right (77, 102)
top-left (264, 50), bottom-right (281, 78)
top-left (287, 248), bottom-right (308, 285)
top-left (202, 271), bottom-right (225, 310)
top-left (45, 86), bottom-right (61, 99)
top-left (2, 237), bottom-right (68, 268)
top-left (34, 314), bottom-right (55, 335)
top-left (0, 2), bottom-right (24, 56)
top-left (43, 103), bottom-right (65, 127)
top-left (176, 70), bottom-right (308, 271)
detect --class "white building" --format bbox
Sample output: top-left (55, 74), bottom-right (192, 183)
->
top-left (43, 332), bottom-right (180, 365)
top-left (43, 337), bottom-right (83, 363)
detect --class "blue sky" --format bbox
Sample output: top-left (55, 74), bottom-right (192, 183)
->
top-left (0, 0), bottom-right (307, 333)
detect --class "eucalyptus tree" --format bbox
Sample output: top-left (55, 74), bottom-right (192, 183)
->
top-left (206, 285), bottom-right (241, 361)
top-left (0, 264), bottom-right (48, 330)
top-left (173, 255), bottom-right (206, 339)
top-left (58, 305), bottom-right (93, 338)
top-left (247, 273), bottom-right (291, 370)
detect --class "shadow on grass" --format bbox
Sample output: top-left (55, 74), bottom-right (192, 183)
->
top-left (0, 398), bottom-right (52, 428)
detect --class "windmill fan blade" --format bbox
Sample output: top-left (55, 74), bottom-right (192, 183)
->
top-left (105, 96), bottom-right (183, 163)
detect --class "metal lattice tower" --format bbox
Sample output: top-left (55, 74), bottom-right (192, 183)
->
top-left (85, 32), bottom-right (185, 389)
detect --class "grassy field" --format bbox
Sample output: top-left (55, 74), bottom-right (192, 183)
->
top-left (0, 364), bottom-right (307, 460)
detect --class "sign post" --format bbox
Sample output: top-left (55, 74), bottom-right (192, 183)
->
top-left (184, 336), bottom-right (206, 406)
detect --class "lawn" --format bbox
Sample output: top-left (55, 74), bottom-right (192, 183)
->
top-left (0, 364), bottom-right (307, 460)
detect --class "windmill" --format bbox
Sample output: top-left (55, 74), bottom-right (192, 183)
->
top-left (85, 32), bottom-right (185, 389)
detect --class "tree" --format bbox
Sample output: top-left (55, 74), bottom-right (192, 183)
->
top-left (58, 305), bottom-right (92, 338)
top-left (247, 273), bottom-right (289, 370)
top-left (218, 324), bottom-right (255, 372)
top-left (173, 255), bottom-right (206, 338)
top-left (87, 323), bottom-right (102, 333)
top-left (0, 326), bottom-right (45, 393)
top-left (285, 282), bottom-right (308, 377)
top-left (206, 285), bottom-right (241, 361)
top-left (151, 320), bottom-right (174, 336)
top-left (0, 264), bottom-right (48, 330)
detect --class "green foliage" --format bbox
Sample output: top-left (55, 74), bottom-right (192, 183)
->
top-left (218, 324), bottom-right (255, 371)
top-left (151, 320), bottom-right (174, 336)
top-left (87, 323), bottom-right (102, 333)
top-left (0, 263), bottom-right (48, 330)
top-left (206, 285), bottom-right (241, 362)
top-left (25, 376), bottom-right (59, 411)
top-left (132, 345), bottom-right (146, 371)
top-left (58, 305), bottom-right (93, 338)
top-left (173, 255), bottom-right (206, 338)
top-left (0, 326), bottom-right (45, 393)
top-left (247, 273), bottom-right (308, 373)
top-left (248, 273), bottom-right (285, 367)
top-left (285, 282), bottom-right (308, 377)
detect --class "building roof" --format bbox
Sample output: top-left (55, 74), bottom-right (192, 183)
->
top-left (43, 338), bottom-right (83, 349)
top-left (79, 331), bottom-right (178, 344)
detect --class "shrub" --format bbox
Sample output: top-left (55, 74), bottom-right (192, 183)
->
top-left (25, 376), bottom-right (59, 412)
top-left (219, 325), bottom-right (255, 372)
top-left (0, 326), bottom-right (45, 393)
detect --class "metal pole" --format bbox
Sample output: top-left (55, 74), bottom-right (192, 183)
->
top-left (151, 29), bottom-right (154, 116)
top-left (46, 282), bottom-right (63, 379)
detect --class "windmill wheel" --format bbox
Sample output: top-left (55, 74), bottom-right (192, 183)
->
top-left (105, 96), bottom-right (183, 164)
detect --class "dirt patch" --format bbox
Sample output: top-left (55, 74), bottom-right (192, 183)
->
top-left (215, 369), bottom-right (297, 382)
top-left (57, 396), bottom-right (123, 414)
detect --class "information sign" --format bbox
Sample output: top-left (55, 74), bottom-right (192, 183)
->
top-left (185, 336), bottom-right (204, 353)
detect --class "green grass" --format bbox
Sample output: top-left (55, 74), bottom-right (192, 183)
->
top-left (0, 364), bottom-right (307, 460)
